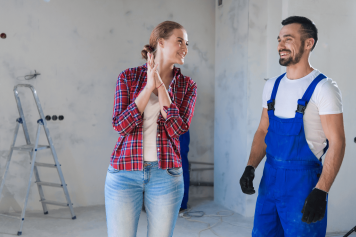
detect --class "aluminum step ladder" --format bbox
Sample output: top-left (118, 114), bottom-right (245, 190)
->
top-left (0, 84), bottom-right (76, 236)
top-left (344, 226), bottom-right (356, 237)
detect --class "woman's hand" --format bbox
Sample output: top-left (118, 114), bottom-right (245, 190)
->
top-left (155, 70), bottom-right (164, 88)
top-left (146, 53), bottom-right (159, 91)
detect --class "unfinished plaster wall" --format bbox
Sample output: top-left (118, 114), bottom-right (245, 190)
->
top-left (0, 0), bottom-right (215, 212)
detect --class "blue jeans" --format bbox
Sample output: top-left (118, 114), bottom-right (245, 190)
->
top-left (105, 161), bottom-right (184, 237)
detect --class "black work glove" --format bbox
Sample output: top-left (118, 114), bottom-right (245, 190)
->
top-left (301, 188), bottom-right (327, 224)
top-left (240, 166), bottom-right (255, 194)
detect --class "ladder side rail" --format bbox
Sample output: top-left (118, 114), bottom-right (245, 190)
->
top-left (28, 149), bottom-right (48, 215)
top-left (50, 149), bottom-right (76, 217)
top-left (33, 166), bottom-right (48, 214)
top-left (28, 147), bottom-right (48, 214)
top-left (43, 130), bottom-right (76, 217)
top-left (0, 122), bottom-right (20, 199)
top-left (13, 89), bottom-right (31, 145)
top-left (18, 123), bottom-right (42, 235)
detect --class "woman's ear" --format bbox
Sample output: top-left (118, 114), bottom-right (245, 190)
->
top-left (157, 38), bottom-right (164, 49)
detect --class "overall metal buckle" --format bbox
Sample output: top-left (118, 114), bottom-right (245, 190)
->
top-left (296, 104), bottom-right (307, 115)
top-left (267, 100), bottom-right (275, 111)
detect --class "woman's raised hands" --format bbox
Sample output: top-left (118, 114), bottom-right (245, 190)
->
top-left (146, 53), bottom-right (159, 91)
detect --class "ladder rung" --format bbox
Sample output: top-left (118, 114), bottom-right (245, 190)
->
top-left (35, 162), bottom-right (57, 168)
top-left (0, 213), bottom-right (21, 219)
top-left (40, 200), bottom-right (70, 207)
top-left (13, 144), bottom-right (50, 151)
top-left (36, 182), bottom-right (63, 188)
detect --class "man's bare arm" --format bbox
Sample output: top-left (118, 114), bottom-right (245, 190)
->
top-left (315, 113), bottom-right (346, 192)
top-left (247, 108), bottom-right (269, 168)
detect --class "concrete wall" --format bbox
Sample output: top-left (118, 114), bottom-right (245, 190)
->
top-left (214, 0), bottom-right (249, 214)
top-left (214, 0), bottom-right (269, 217)
top-left (245, 0), bottom-right (269, 216)
top-left (0, 0), bottom-right (215, 212)
top-left (214, 0), bottom-right (356, 232)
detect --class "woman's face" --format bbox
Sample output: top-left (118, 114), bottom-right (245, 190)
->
top-left (159, 29), bottom-right (188, 65)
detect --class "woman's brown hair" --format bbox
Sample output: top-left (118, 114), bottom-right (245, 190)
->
top-left (141, 21), bottom-right (184, 60)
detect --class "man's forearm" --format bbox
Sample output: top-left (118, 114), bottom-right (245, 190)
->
top-left (315, 140), bottom-right (346, 192)
top-left (247, 129), bottom-right (267, 168)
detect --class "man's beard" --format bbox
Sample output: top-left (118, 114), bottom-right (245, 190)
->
top-left (279, 40), bottom-right (305, 66)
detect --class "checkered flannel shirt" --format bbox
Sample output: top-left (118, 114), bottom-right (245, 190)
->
top-left (110, 63), bottom-right (197, 171)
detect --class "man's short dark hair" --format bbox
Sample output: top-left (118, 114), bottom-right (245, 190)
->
top-left (282, 16), bottom-right (318, 51)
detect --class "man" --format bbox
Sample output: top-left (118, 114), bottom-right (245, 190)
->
top-left (240, 16), bottom-right (345, 236)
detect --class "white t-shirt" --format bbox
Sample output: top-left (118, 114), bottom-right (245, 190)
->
top-left (143, 93), bottom-right (161, 161)
top-left (262, 69), bottom-right (343, 158)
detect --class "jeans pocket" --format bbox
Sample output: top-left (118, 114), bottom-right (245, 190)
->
top-left (107, 165), bottom-right (120, 173)
top-left (166, 167), bottom-right (183, 177)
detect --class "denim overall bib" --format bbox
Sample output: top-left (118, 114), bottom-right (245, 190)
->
top-left (252, 73), bottom-right (328, 237)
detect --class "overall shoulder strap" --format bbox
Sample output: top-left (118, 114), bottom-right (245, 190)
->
top-left (267, 73), bottom-right (286, 114)
top-left (295, 73), bottom-right (327, 117)
top-left (301, 73), bottom-right (327, 102)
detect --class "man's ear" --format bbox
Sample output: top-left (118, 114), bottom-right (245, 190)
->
top-left (306, 38), bottom-right (315, 50)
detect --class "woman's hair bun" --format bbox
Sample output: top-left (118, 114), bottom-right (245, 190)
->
top-left (141, 44), bottom-right (154, 60)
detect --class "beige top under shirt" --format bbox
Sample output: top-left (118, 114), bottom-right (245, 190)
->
top-left (143, 93), bottom-right (161, 161)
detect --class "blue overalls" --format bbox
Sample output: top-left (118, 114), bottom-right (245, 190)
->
top-left (253, 73), bottom-right (328, 237)
top-left (179, 130), bottom-right (190, 209)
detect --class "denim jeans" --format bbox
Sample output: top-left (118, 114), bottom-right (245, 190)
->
top-left (105, 161), bottom-right (184, 237)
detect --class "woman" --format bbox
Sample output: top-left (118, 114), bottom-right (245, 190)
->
top-left (105, 21), bottom-right (197, 237)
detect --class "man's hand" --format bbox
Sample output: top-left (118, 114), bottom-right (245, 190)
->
top-left (301, 188), bottom-right (327, 224)
top-left (240, 166), bottom-right (255, 194)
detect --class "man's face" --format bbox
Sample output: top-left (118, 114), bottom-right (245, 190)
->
top-left (277, 23), bottom-right (305, 66)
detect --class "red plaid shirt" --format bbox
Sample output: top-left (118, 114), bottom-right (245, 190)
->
top-left (110, 64), bottom-right (197, 171)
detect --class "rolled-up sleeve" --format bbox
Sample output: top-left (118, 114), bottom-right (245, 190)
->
top-left (112, 71), bottom-right (143, 136)
top-left (160, 82), bottom-right (197, 138)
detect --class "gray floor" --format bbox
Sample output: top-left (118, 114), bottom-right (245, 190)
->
top-left (0, 198), bottom-right (353, 237)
